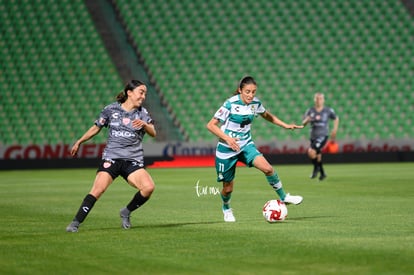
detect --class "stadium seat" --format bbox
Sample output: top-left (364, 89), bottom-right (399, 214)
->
top-left (0, 0), bottom-right (122, 145)
top-left (2, 0), bottom-right (413, 144)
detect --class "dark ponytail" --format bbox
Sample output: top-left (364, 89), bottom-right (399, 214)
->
top-left (116, 79), bottom-right (146, 103)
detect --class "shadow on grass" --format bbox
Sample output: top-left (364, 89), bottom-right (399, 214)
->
top-left (137, 221), bottom-right (224, 228)
top-left (79, 216), bottom-right (335, 232)
top-left (288, 215), bottom-right (336, 221)
top-left (92, 221), bottom-right (224, 231)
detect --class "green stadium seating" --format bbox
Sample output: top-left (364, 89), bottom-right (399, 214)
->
top-left (1, 0), bottom-right (413, 145)
top-left (0, 0), bottom-right (122, 145)
top-left (113, 0), bottom-right (413, 142)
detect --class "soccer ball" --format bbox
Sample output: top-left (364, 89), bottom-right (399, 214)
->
top-left (262, 199), bottom-right (288, 222)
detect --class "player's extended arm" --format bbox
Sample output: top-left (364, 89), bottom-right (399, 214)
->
top-left (71, 125), bottom-right (102, 157)
top-left (302, 116), bottom-right (311, 126)
top-left (261, 111), bottom-right (304, 130)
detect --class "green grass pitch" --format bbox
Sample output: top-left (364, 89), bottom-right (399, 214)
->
top-left (1, 163), bottom-right (413, 274)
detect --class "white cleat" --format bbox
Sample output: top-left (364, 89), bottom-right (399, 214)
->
top-left (223, 208), bottom-right (236, 222)
top-left (283, 193), bottom-right (303, 205)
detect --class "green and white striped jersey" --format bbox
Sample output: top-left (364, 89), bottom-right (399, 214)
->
top-left (213, 94), bottom-right (266, 159)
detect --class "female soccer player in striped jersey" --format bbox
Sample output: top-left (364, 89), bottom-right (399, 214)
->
top-left (206, 76), bottom-right (304, 222)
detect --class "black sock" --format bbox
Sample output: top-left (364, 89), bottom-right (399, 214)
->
top-left (318, 161), bottom-right (325, 175)
top-left (74, 194), bottom-right (97, 223)
top-left (311, 158), bottom-right (318, 171)
top-left (126, 192), bottom-right (149, 212)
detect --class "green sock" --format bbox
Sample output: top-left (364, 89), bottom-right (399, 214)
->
top-left (266, 173), bottom-right (286, 200)
top-left (221, 193), bottom-right (231, 210)
top-left (276, 187), bottom-right (286, 201)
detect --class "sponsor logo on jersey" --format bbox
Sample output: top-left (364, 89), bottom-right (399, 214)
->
top-left (111, 130), bottom-right (136, 138)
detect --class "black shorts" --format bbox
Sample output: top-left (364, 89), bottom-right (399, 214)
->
top-left (310, 136), bottom-right (328, 153)
top-left (97, 159), bottom-right (145, 180)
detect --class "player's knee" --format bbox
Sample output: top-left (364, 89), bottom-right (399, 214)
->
top-left (142, 182), bottom-right (155, 196)
top-left (222, 187), bottom-right (233, 195)
top-left (90, 188), bottom-right (106, 199)
top-left (308, 148), bottom-right (317, 158)
top-left (262, 165), bottom-right (274, 176)
top-left (222, 182), bottom-right (233, 193)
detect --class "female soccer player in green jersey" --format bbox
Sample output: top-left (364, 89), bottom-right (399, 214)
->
top-left (206, 76), bottom-right (304, 222)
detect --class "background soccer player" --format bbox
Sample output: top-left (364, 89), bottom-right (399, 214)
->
top-left (302, 92), bottom-right (339, 181)
top-left (66, 80), bottom-right (156, 232)
top-left (206, 76), bottom-right (304, 222)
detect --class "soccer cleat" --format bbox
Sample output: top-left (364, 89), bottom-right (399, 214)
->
top-left (319, 174), bottom-right (327, 181)
top-left (310, 169), bottom-right (318, 179)
top-left (66, 221), bottom-right (80, 232)
top-left (223, 208), bottom-right (236, 222)
top-left (282, 193), bottom-right (303, 205)
top-left (120, 209), bottom-right (131, 229)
